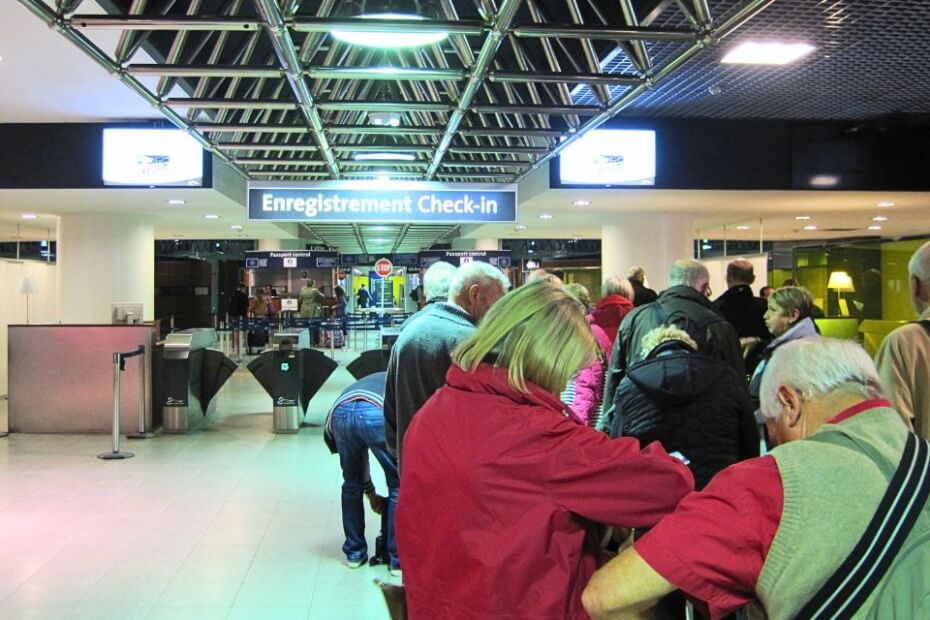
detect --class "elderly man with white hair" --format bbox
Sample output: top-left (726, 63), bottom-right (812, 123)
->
top-left (583, 337), bottom-right (929, 620)
top-left (876, 240), bottom-right (930, 437)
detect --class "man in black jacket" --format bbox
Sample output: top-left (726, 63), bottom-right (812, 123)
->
top-left (628, 266), bottom-right (658, 307)
top-left (602, 259), bottom-right (744, 424)
top-left (714, 258), bottom-right (769, 341)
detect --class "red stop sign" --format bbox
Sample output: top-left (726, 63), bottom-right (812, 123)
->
top-left (374, 258), bottom-right (394, 278)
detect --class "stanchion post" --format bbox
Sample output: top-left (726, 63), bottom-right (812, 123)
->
top-left (99, 352), bottom-right (134, 460)
top-left (127, 345), bottom-right (153, 440)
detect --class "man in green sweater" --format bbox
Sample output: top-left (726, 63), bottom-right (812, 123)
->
top-left (583, 337), bottom-right (925, 620)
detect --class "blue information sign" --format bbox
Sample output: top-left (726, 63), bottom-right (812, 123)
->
top-left (244, 250), bottom-right (338, 270)
top-left (418, 250), bottom-right (512, 268)
top-left (248, 182), bottom-right (517, 223)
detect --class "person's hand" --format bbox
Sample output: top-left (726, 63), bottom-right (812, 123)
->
top-left (366, 492), bottom-right (386, 515)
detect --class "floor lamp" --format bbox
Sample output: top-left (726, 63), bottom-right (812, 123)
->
top-left (827, 271), bottom-right (855, 317)
top-left (17, 276), bottom-right (38, 325)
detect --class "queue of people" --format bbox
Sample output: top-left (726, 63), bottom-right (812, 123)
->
top-left (326, 243), bottom-right (930, 620)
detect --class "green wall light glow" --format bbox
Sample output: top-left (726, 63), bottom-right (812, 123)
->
top-left (331, 13), bottom-right (449, 49)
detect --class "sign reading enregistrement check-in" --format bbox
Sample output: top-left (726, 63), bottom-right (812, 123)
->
top-left (248, 181), bottom-right (517, 223)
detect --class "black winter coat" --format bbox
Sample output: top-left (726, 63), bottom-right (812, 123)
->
top-left (608, 341), bottom-right (759, 489)
top-left (630, 279), bottom-right (658, 307)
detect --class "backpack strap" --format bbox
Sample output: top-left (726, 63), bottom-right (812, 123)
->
top-left (795, 433), bottom-right (930, 619)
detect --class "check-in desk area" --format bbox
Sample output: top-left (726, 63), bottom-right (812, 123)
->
top-left (154, 328), bottom-right (237, 433)
top-left (8, 324), bottom-right (158, 434)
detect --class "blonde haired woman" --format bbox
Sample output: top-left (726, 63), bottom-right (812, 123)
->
top-left (396, 281), bottom-right (694, 620)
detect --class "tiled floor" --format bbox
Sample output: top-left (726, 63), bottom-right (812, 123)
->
top-left (0, 349), bottom-right (398, 619)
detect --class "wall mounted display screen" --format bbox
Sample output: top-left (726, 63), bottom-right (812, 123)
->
top-left (557, 129), bottom-right (656, 186)
top-left (102, 128), bottom-right (204, 186)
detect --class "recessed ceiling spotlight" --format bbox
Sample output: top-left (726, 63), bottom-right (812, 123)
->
top-left (538, 213), bottom-right (554, 220)
top-left (872, 215), bottom-right (888, 222)
top-left (722, 41), bottom-right (816, 65)
top-left (809, 175), bottom-right (839, 187)
top-left (230, 224), bottom-right (243, 231)
top-left (877, 201), bottom-right (895, 208)
top-left (331, 13), bottom-right (449, 49)
top-left (21, 213), bottom-right (38, 220)
top-left (167, 199), bottom-right (186, 205)
top-left (368, 111), bottom-right (402, 127)
top-left (572, 199), bottom-right (591, 206)
top-left (514, 224), bottom-right (527, 231)
top-left (795, 216), bottom-right (812, 221)
top-left (204, 214), bottom-right (220, 220)
top-left (736, 225), bottom-right (750, 230)
top-left (803, 224), bottom-right (818, 231)
top-left (354, 152), bottom-right (415, 161)
top-left (868, 225), bottom-right (883, 231)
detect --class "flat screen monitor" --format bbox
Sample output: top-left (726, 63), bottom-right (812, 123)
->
top-left (557, 128), bottom-right (656, 186)
top-left (112, 302), bottom-right (144, 324)
top-left (102, 128), bottom-right (204, 186)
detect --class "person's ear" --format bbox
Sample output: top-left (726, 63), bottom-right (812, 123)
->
top-left (789, 308), bottom-right (801, 324)
top-left (468, 283), bottom-right (481, 306)
top-left (777, 386), bottom-right (803, 427)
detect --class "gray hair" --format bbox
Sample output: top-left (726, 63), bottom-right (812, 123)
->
top-left (448, 261), bottom-right (511, 300)
top-left (422, 261), bottom-right (457, 301)
top-left (769, 286), bottom-right (814, 320)
top-left (603, 276), bottom-right (635, 301)
top-left (908, 241), bottom-right (930, 283)
top-left (759, 338), bottom-right (884, 419)
top-left (668, 259), bottom-right (710, 290)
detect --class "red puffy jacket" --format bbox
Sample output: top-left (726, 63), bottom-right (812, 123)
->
top-left (590, 294), bottom-right (634, 344)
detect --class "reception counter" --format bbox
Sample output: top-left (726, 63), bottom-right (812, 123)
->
top-left (8, 324), bottom-right (156, 433)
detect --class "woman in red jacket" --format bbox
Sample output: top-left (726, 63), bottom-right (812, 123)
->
top-left (396, 281), bottom-right (694, 620)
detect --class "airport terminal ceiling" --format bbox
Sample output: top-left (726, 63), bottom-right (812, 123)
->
top-left (5, 0), bottom-right (930, 248)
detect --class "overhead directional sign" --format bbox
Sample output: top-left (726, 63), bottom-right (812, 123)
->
top-left (248, 181), bottom-right (517, 223)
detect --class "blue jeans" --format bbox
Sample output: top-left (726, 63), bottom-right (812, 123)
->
top-left (330, 400), bottom-right (400, 569)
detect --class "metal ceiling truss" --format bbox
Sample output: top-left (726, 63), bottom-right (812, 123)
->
top-left (25, 0), bottom-right (778, 185)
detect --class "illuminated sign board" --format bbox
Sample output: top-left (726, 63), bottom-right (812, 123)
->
top-left (248, 182), bottom-right (517, 223)
top-left (557, 129), bottom-right (656, 186)
top-left (102, 128), bottom-right (204, 187)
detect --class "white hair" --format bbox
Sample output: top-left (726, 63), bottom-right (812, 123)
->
top-left (422, 261), bottom-right (457, 301)
top-left (448, 261), bottom-right (511, 300)
top-left (759, 338), bottom-right (884, 419)
top-left (908, 241), bottom-right (930, 283)
top-left (668, 259), bottom-right (710, 289)
top-left (603, 276), bottom-right (635, 301)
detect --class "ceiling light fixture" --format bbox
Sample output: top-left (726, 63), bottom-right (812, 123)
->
top-left (736, 225), bottom-right (751, 231)
top-left (331, 13), bottom-right (449, 49)
top-left (354, 152), bottom-right (415, 161)
top-left (230, 225), bottom-right (243, 231)
top-left (803, 224), bottom-right (818, 231)
top-left (809, 175), bottom-right (839, 187)
top-left (877, 201), bottom-right (895, 208)
top-left (167, 199), bottom-right (186, 205)
top-left (514, 224), bottom-right (527, 231)
top-left (795, 216), bottom-right (812, 221)
top-left (872, 215), bottom-right (888, 222)
top-left (21, 213), bottom-right (38, 220)
top-left (538, 213), bottom-right (554, 220)
top-left (721, 41), bottom-right (816, 65)
top-left (204, 214), bottom-right (220, 220)
top-left (368, 111), bottom-right (402, 127)
top-left (868, 225), bottom-right (882, 231)
top-left (572, 199), bottom-right (591, 206)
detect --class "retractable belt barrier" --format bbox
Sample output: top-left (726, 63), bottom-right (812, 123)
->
top-left (98, 345), bottom-right (146, 461)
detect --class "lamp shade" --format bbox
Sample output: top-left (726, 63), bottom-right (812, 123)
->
top-left (17, 276), bottom-right (38, 295)
top-left (827, 271), bottom-right (855, 293)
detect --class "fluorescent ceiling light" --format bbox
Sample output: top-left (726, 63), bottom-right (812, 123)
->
top-left (872, 215), bottom-right (888, 222)
top-left (204, 214), bottom-right (220, 220)
top-left (167, 199), bottom-right (186, 205)
top-left (868, 225), bottom-right (882, 231)
top-left (331, 13), bottom-right (448, 49)
top-left (572, 199), bottom-right (591, 206)
top-left (795, 216), bottom-right (812, 221)
top-left (539, 213), bottom-right (554, 220)
top-left (230, 225), bottom-right (243, 231)
top-left (354, 152), bottom-right (415, 161)
top-left (809, 175), bottom-right (839, 187)
top-left (21, 213), bottom-right (38, 219)
top-left (736, 225), bottom-right (750, 230)
top-left (877, 201), bottom-right (895, 208)
top-left (722, 41), bottom-right (816, 65)
top-left (514, 224), bottom-right (527, 231)
top-left (803, 224), bottom-right (818, 231)
top-left (369, 111), bottom-right (402, 127)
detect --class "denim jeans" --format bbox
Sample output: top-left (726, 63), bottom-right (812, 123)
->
top-left (330, 399), bottom-right (400, 569)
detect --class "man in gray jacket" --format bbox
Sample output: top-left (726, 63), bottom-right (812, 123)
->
top-left (384, 261), bottom-right (510, 464)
